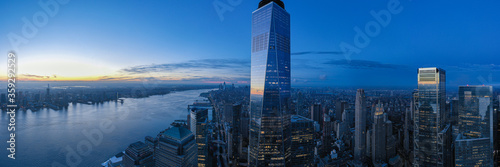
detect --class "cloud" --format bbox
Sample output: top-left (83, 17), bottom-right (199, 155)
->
top-left (22, 74), bottom-right (54, 79)
top-left (292, 51), bottom-right (344, 56)
top-left (120, 59), bottom-right (250, 74)
top-left (319, 74), bottom-right (327, 80)
top-left (97, 73), bottom-right (250, 84)
top-left (445, 64), bottom-right (500, 72)
top-left (324, 59), bottom-right (407, 69)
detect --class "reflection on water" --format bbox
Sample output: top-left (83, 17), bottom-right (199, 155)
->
top-left (0, 89), bottom-right (212, 166)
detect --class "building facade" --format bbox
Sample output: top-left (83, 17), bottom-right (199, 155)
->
top-left (354, 89), bottom-right (366, 162)
top-left (290, 115), bottom-right (315, 167)
top-left (155, 126), bottom-right (197, 167)
top-left (122, 141), bottom-right (154, 167)
top-left (414, 67), bottom-right (452, 167)
top-left (455, 85), bottom-right (494, 166)
top-left (372, 103), bottom-right (387, 164)
top-left (189, 106), bottom-right (210, 167)
top-left (310, 104), bottom-right (323, 128)
top-left (249, 0), bottom-right (291, 166)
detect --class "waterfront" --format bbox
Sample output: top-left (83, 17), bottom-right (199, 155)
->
top-left (0, 89), bottom-right (213, 166)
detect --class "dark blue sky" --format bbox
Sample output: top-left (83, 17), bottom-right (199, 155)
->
top-left (1, 0), bottom-right (499, 89)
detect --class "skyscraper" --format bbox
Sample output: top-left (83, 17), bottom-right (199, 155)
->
top-left (354, 89), bottom-right (366, 162)
top-left (414, 67), bottom-right (452, 166)
top-left (249, 0), bottom-right (291, 166)
top-left (188, 106), bottom-right (210, 167)
top-left (290, 115), bottom-right (315, 167)
top-left (372, 102), bottom-right (387, 163)
top-left (122, 141), bottom-right (154, 167)
top-left (455, 85), bottom-right (494, 166)
top-left (310, 104), bottom-right (323, 128)
top-left (231, 103), bottom-right (242, 165)
top-left (155, 126), bottom-right (197, 167)
top-left (336, 101), bottom-right (347, 121)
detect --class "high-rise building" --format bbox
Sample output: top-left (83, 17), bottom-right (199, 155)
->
top-left (231, 103), bottom-right (242, 165)
top-left (455, 85), bottom-right (494, 166)
top-left (189, 106), bottom-right (210, 167)
top-left (372, 102), bottom-right (387, 163)
top-left (414, 67), bottom-right (452, 166)
top-left (342, 108), bottom-right (355, 128)
top-left (122, 141), bottom-right (154, 167)
top-left (224, 103), bottom-right (234, 124)
top-left (46, 84), bottom-right (50, 103)
top-left (290, 115), bottom-right (315, 167)
top-left (404, 108), bottom-right (411, 154)
top-left (336, 101), bottom-right (348, 121)
top-left (155, 126), bottom-right (197, 167)
top-left (249, 0), bottom-right (291, 166)
top-left (310, 104), bottom-right (323, 128)
top-left (451, 99), bottom-right (460, 139)
top-left (354, 89), bottom-right (366, 162)
top-left (188, 101), bottom-right (213, 124)
top-left (496, 95), bottom-right (500, 166)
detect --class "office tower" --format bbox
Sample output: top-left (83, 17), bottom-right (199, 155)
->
top-left (323, 113), bottom-right (333, 138)
top-left (188, 101), bottom-right (214, 123)
top-left (240, 110), bottom-right (250, 165)
top-left (342, 108), bottom-right (354, 128)
top-left (496, 95), bottom-right (500, 166)
top-left (336, 101), bottom-right (347, 121)
top-left (321, 112), bottom-right (334, 158)
top-left (46, 84), bottom-right (50, 103)
top-left (224, 103), bottom-right (234, 124)
top-left (189, 106), bottom-right (210, 167)
top-left (310, 104), bottom-right (323, 128)
top-left (290, 115), bottom-right (315, 167)
top-left (155, 125), bottom-right (197, 167)
top-left (122, 141), bottom-right (154, 167)
top-left (414, 67), bottom-right (452, 166)
top-left (372, 103), bottom-right (387, 163)
top-left (232, 103), bottom-right (242, 164)
top-left (249, 0), bottom-right (291, 166)
top-left (366, 129), bottom-right (372, 160)
top-left (455, 85), bottom-right (494, 166)
top-left (451, 99), bottom-right (460, 139)
top-left (354, 89), bottom-right (366, 162)
top-left (404, 108), bottom-right (411, 153)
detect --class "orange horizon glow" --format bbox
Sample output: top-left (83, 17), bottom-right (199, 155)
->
top-left (0, 75), bottom-right (248, 83)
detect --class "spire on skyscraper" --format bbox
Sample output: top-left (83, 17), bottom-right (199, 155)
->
top-left (258, 0), bottom-right (285, 9)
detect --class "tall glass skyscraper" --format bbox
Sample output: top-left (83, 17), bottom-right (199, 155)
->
top-left (290, 115), bottom-right (315, 167)
top-left (354, 89), bottom-right (366, 161)
top-left (455, 85), bottom-right (494, 166)
top-left (188, 107), bottom-right (210, 167)
top-left (414, 67), bottom-right (452, 167)
top-left (249, 0), bottom-right (291, 166)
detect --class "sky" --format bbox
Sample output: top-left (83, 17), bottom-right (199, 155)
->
top-left (0, 0), bottom-right (499, 89)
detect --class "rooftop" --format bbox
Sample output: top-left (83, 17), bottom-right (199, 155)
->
top-left (291, 115), bottom-right (313, 123)
top-left (258, 0), bottom-right (285, 9)
top-left (159, 126), bottom-right (193, 141)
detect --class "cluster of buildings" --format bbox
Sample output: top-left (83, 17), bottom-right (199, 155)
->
top-left (103, 123), bottom-right (198, 167)
top-left (0, 84), bottom-right (212, 111)
top-left (104, 1), bottom-right (499, 166)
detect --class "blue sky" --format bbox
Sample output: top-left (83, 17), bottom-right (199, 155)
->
top-left (1, 0), bottom-right (499, 89)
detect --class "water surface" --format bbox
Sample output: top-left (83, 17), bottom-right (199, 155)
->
top-left (0, 89), bottom-right (212, 167)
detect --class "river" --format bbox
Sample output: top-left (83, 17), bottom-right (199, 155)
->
top-left (0, 89), bottom-right (213, 167)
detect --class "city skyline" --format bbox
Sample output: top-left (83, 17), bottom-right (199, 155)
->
top-left (3, 1), bottom-right (500, 166)
top-left (1, 1), bottom-right (499, 87)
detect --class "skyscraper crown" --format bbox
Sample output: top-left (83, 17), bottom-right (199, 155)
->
top-left (258, 0), bottom-right (285, 9)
